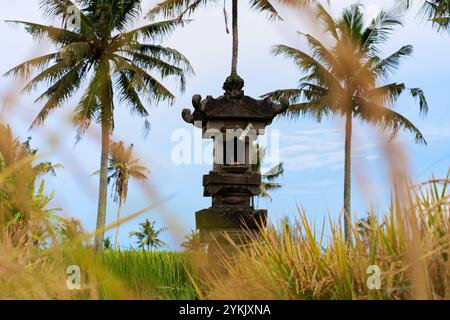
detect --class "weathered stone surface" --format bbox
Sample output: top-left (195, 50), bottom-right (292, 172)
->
top-left (182, 76), bottom-right (284, 247)
top-left (203, 170), bottom-right (261, 197)
top-left (196, 207), bottom-right (267, 229)
top-left (182, 78), bottom-right (288, 127)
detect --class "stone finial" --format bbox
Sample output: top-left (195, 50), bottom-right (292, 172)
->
top-left (223, 73), bottom-right (245, 98)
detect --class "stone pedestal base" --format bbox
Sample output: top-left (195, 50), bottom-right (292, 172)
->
top-left (196, 206), bottom-right (267, 243)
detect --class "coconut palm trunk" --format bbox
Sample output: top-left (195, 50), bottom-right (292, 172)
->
top-left (114, 198), bottom-right (123, 250)
top-left (343, 111), bottom-right (352, 243)
top-left (231, 0), bottom-right (239, 75)
top-left (94, 121), bottom-right (111, 252)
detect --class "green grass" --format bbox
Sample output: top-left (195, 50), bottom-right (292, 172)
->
top-left (98, 250), bottom-right (198, 300)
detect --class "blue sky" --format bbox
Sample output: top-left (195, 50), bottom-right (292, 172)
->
top-left (0, 0), bottom-right (449, 249)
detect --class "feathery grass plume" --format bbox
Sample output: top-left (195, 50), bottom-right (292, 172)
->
top-left (199, 171), bottom-right (449, 300)
top-left (0, 124), bottom-right (61, 248)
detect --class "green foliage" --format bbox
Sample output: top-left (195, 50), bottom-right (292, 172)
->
top-left (103, 236), bottom-right (113, 250)
top-left (0, 125), bottom-right (60, 247)
top-left (99, 250), bottom-right (197, 299)
top-left (252, 145), bottom-right (284, 201)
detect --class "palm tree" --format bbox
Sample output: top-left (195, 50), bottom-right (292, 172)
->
top-left (252, 145), bottom-right (284, 202)
top-left (398, 0), bottom-right (450, 31)
top-left (5, 0), bottom-right (193, 251)
top-left (181, 229), bottom-right (204, 252)
top-left (129, 219), bottom-right (167, 251)
top-left (148, 0), bottom-right (314, 79)
top-left (107, 141), bottom-right (149, 250)
top-left (263, 4), bottom-right (428, 242)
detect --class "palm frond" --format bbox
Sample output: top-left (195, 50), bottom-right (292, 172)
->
top-left (367, 82), bottom-right (406, 107)
top-left (301, 32), bottom-right (338, 69)
top-left (249, 0), bottom-right (282, 21)
top-left (22, 44), bottom-right (91, 93)
top-left (130, 52), bottom-right (187, 91)
top-left (357, 98), bottom-right (427, 144)
top-left (113, 0), bottom-right (142, 31)
top-left (113, 55), bottom-right (176, 105)
top-left (38, 0), bottom-right (96, 36)
top-left (261, 89), bottom-right (303, 104)
top-left (116, 70), bottom-right (149, 118)
top-left (409, 87), bottom-right (429, 115)
top-left (361, 7), bottom-right (403, 52)
top-left (317, 4), bottom-right (339, 40)
top-left (263, 163), bottom-right (284, 181)
top-left (5, 20), bottom-right (81, 45)
top-left (122, 18), bottom-right (187, 42)
top-left (372, 45), bottom-right (413, 81)
top-left (130, 44), bottom-right (193, 73)
top-left (4, 53), bottom-right (60, 79)
top-left (32, 62), bottom-right (88, 127)
top-left (271, 44), bottom-right (342, 93)
top-left (284, 99), bottom-right (333, 122)
top-left (147, 0), bottom-right (213, 20)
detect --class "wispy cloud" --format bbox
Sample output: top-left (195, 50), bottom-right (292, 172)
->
top-left (279, 129), bottom-right (380, 172)
top-left (422, 128), bottom-right (450, 142)
top-left (284, 179), bottom-right (339, 195)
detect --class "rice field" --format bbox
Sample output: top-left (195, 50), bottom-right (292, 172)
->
top-left (97, 251), bottom-right (199, 300)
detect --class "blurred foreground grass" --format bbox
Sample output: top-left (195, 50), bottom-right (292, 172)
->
top-left (0, 173), bottom-right (448, 300)
top-left (201, 175), bottom-right (450, 300)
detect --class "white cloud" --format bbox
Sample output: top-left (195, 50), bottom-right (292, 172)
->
top-left (422, 128), bottom-right (450, 141)
top-left (279, 128), bottom-right (381, 171)
top-left (284, 179), bottom-right (338, 195)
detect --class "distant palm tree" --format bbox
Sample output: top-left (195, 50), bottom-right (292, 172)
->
top-left (181, 229), bottom-right (204, 252)
top-left (252, 145), bottom-right (284, 202)
top-left (398, 0), bottom-right (450, 31)
top-left (107, 141), bottom-right (149, 250)
top-left (263, 4), bottom-right (428, 242)
top-left (5, 0), bottom-right (193, 251)
top-left (148, 0), bottom-right (314, 78)
top-left (130, 219), bottom-right (167, 251)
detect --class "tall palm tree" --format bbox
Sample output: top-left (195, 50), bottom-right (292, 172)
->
top-left (107, 141), bottom-right (149, 250)
top-left (148, 0), bottom-right (314, 79)
top-left (129, 219), bottom-right (167, 250)
top-left (398, 0), bottom-right (450, 31)
top-left (263, 4), bottom-right (428, 242)
top-left (4, 0), bottom-right (193, 251)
